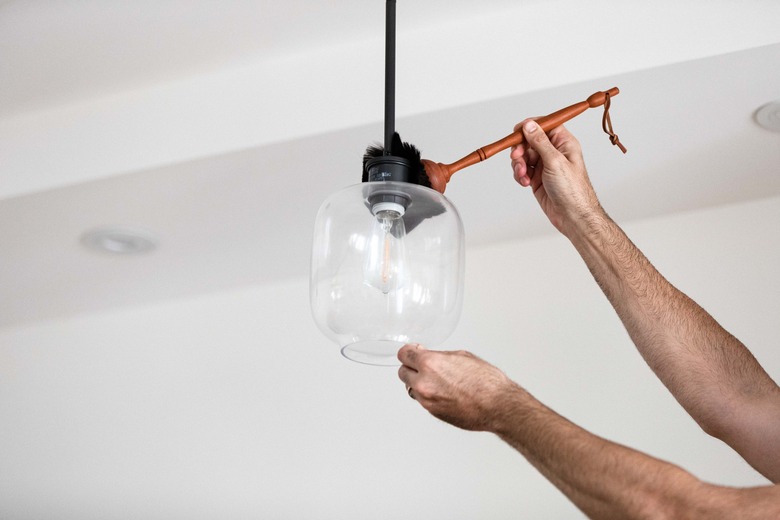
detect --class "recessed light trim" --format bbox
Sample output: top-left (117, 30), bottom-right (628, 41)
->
top-left (754, 101), bottom-right (780, 133)
top-left (80, 228), bottom-right (158, 255)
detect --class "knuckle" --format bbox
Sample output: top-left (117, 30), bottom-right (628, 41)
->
top-left (414, 382), bottom-right (434, 401)
top-left (417, 354), bottom-right (435, 372)
top-left (546, 156), bottom-right (563, 170)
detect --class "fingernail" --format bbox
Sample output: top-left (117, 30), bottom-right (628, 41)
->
top-left (524, 121), bottom-right (538, 133)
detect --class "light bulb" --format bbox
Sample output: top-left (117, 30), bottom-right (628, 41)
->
top-left (363, 203), bottom-right (408, 294)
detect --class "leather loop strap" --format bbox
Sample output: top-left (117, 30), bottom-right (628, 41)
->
top-left (602, 92), bottom-right (627, 153)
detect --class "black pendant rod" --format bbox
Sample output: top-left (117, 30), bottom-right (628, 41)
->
top-left (384, 0), bottom-right (396, 155)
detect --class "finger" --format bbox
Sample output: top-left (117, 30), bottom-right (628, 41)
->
top-left (510, 141), bottom-right (531, 186)
top-left (398, 363), bottom-right (420, 386)
top-left (512, 158), bottom-right (530, 187)
top-left (397, 343), bottom-right (424, 369)
top-left (513, 117), bottom-right (538, 134)
top-left (522, 121), bottom-right (562, 166)
top-left (515, 157), bottom-right (545, 187)
top-left (398, 363), bottom-right (426, 404)
top-left (510, 144), bottom-right (530, 168)
top-left (509, 142), bottom-right (527, 161)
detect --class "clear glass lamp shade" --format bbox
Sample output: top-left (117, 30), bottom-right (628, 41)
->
top-left (310, 181), bottom-right (465, 365)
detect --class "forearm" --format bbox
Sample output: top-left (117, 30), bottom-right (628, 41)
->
top-left (494, 387), bottom-right (780, 519)
top-left (565, 210), bottom-right (748, 389)
top-left (565, 209), bottom-right (780, 477)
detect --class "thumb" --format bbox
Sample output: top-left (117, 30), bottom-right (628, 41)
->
top-left (522, 121), bottom-right (561, 165)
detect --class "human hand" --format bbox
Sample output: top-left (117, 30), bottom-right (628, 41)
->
top-left (510, 120), bottom-right (602, 236)
top-left (397, 344), bottom-right (521, 432)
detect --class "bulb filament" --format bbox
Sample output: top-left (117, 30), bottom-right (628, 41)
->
top-left (364, 208), bottom-right (407, 295)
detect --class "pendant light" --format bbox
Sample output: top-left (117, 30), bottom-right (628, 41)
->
top-left (310, 3), bottom-right (627, 365)
top-left (310, 0), bottom-right (465, 365)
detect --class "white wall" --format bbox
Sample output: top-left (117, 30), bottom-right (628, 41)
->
top-left (1, 196), bottom-right (778, 519)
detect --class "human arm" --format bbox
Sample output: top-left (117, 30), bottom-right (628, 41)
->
top-left (510, 121), bottom-right (780, 481)
top-left (397, 344), bottom-right (780, 519)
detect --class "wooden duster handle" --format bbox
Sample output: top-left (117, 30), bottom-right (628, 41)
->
top-left (422, 87), bottom-right (622, 193)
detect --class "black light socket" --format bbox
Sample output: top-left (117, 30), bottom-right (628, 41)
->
top-left (365, 155), bottom-right (412, 183)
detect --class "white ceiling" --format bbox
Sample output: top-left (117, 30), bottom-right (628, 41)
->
top-left (2, 0), bottom-right (780, 328)
top-left (2, 1), bottom-right (780, 518)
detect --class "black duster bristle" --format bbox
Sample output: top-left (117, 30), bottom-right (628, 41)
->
top-left (361, 133), bottom-right (443, 233)
top-left (362, 132), bottom-right (430, 188)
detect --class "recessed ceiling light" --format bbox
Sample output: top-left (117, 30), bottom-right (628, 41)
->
top-left (754, 101), bottom-right (780, 133)
top-left (80, 228), bottom-right (158, 255)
